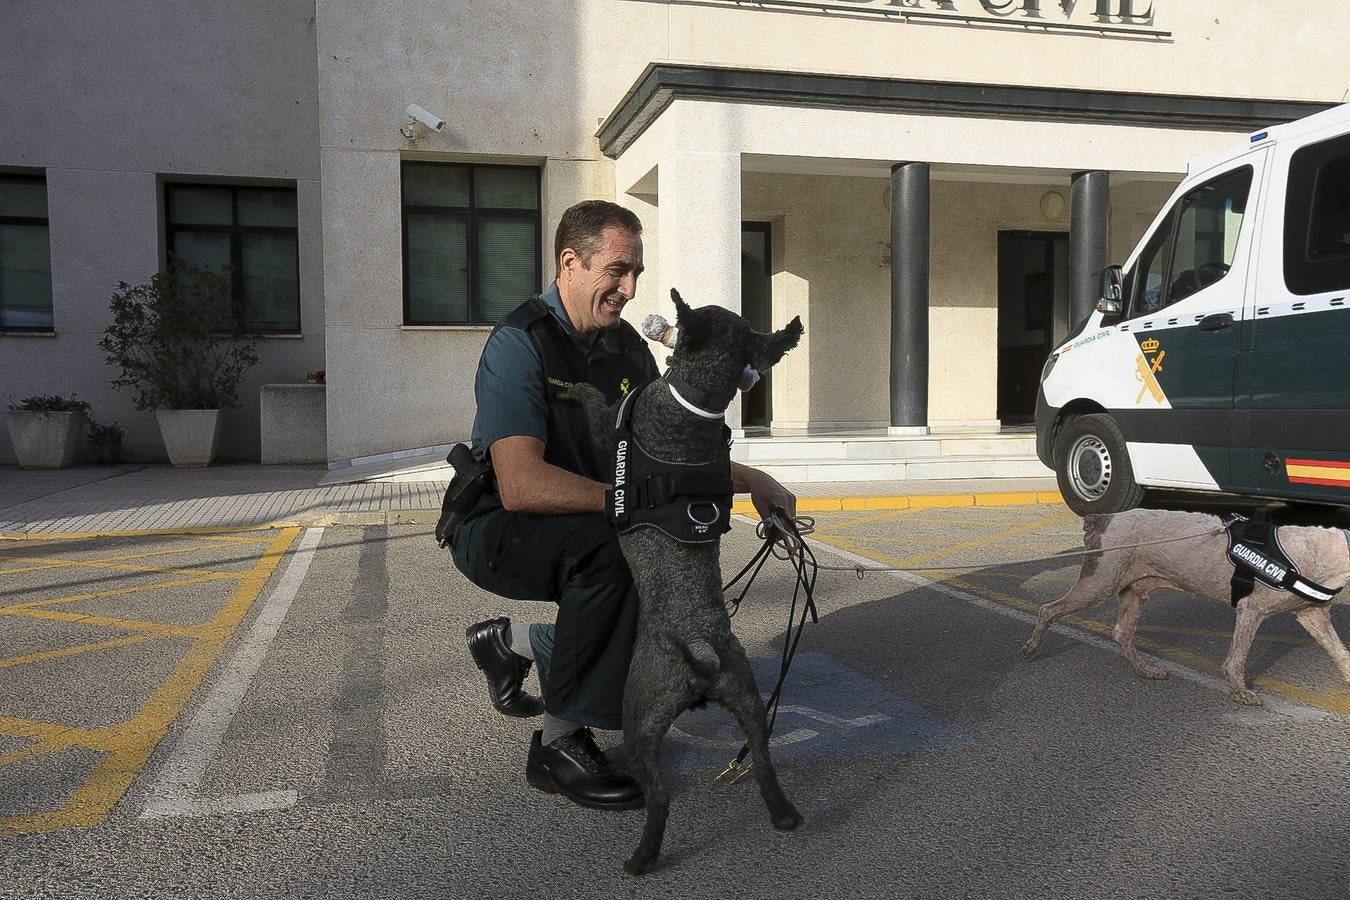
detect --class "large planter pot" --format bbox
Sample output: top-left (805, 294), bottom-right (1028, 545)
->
top-left (4, 410), bottom-right (86, 469)
top-left (155, 409), bottom-right (223, 467)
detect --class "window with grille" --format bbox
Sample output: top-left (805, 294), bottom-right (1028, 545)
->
top-left (165, 183), bottom-right (301, 334)
top-left (401, 162), bottom-right (541, 325)
top-left (0, 173), bottom-right (53, 332)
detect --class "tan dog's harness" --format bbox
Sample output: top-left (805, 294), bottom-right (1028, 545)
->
top-left (1226, 511), bottom-right (1340, 606)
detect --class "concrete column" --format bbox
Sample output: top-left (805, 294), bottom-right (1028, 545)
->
top-left (889, 162), bottom-right (929, 434)
top-left (1070, 170), bottom-right (1110, 327)
top-left (657, 151), bottom-right (743, 431)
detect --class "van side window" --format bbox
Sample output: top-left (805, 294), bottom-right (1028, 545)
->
top-left (1167, 167), bottom-right (1251, 305)
top-left (1126, 166), bottom-right (1252, 317)
top-left (1129, 212), bottom-right (1174, 316)
top-left (1285, 132), bottom-right (1350, 295)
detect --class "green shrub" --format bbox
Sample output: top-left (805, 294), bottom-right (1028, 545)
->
top-left (99, 262), bottom-right (259, 411)
top-left (87, 419), bottom-right (126, 464)
top-left (8, 393), bottom-right (92, 414)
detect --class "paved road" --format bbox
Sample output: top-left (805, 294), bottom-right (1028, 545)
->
top-left (3, 506), bottom-right (1349, 898)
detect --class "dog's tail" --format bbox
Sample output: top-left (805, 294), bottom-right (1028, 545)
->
top-left (674, 638), bottom-right (721, 679)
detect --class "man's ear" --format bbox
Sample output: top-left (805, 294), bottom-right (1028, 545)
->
top-left (751, 316), bottom-right (803, 372)
top-left (671, 288), bottom-right (711, 349)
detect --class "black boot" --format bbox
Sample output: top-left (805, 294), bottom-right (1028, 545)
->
top-left (466, 617), bottom-right (542, 718)
top-left (526, 728), bottom-right (644, 811)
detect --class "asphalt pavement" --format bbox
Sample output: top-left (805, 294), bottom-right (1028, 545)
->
top-left (3, 466), bottom-right (1350, 898)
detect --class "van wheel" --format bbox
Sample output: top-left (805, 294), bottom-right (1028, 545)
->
top-left (1054, 413), bottom-right (1146, 516)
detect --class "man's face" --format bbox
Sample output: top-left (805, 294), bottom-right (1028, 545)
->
top-left (558, 227), bottom-right (644, 338)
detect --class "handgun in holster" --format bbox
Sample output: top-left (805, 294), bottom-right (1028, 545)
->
top-left (435, 443), bottom-right (493, 548)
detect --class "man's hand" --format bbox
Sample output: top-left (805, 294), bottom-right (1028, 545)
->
top-left (731, 461), bottom-right (797, 525)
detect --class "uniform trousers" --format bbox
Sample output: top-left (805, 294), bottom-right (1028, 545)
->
top-left (450, 505), bottom-right (638, 730)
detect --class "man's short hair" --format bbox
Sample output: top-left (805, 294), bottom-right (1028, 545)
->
top-left (554, 200), bottom-right (642, 274)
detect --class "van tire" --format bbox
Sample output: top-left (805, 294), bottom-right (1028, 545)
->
top-left (1053, 413), bottom-right (1146, 516)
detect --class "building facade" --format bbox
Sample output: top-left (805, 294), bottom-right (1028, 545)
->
top-left (2, 1), bottom-right (1345, 465)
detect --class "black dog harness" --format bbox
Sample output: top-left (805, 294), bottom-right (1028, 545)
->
top-left (606, 379), bottom-right (734, 544)
top-left (1226, 511), bottom-right (1340, 606)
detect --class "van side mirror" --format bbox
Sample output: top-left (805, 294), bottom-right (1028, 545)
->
top-left (1096, 265), bottom-right (1123, 315)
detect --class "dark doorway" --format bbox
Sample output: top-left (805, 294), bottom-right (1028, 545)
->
top-left (997, 230), bottom-right (1068, 424)
top-left (742, 222), bottom-right (772, 429)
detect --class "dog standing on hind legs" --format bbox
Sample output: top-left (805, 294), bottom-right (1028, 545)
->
top-left (1022, 509), bottom-right (1350, 706)
top-left (567, 288), bottom-right (804, 875)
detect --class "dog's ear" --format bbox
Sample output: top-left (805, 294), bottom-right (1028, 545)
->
top-left (671, 288), bottom-right (711, 349)
top-left (751, 316), bottom-right (803, 372)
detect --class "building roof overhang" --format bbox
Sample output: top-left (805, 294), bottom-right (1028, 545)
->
top-left (598, 64), bottom-right (1333, 160)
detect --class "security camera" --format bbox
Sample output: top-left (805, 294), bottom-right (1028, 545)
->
top-left (405, 103), bottom-right (444, 132)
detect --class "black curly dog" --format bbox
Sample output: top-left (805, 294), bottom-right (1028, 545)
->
top-left (567, 288), bottom-right (804, 875)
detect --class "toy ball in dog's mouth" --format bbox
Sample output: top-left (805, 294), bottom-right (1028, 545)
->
top-left (642, 313), bottom-right (761, 393)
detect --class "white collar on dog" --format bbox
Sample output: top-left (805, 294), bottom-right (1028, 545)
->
top-left (666, 382), bottom-right (724, 419)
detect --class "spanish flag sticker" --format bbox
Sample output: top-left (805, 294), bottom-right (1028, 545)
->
top-left (1286, 458), bottom-right (1350, 488)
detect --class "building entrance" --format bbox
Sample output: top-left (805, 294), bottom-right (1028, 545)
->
top-left (741, 222), bottom-right (772, 429)
top-left (997, 230), bottom-right (1069, 424)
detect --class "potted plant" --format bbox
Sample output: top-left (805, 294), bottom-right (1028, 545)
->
top-left (87, 418), bottom-right (126, 465)
top-left (98, 262), bottom-right (258, 467)
top-left (4, 394), bottom-right (92, 469)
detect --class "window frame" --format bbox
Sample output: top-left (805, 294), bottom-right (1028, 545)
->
top-left (1284, 131), bottom-right (1350, 296)
top-left (163, 182), bottom-right (302, 335)
top-left (1125, 164), bottom-right (1253, 319)
top-left (0, 172), bottom-right (54, 333)
top-left (400, 161), bottom-right (542, 326)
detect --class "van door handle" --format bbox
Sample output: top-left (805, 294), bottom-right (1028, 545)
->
top-left (1198, 312), bottom-right (1234, 332)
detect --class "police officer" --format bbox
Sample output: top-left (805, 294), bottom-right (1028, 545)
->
top-left (453, 200), bottom-right (796, 810)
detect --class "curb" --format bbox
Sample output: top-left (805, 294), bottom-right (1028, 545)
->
top-left (0, 492), bottom-right (1066, 538)
top-left (730, 490), bottom-right (1065, 515)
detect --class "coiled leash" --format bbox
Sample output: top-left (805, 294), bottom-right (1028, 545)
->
top-left (715, 507), bottom-right (820, 785)
top-left (710, 514), bottom-right (1230, 785)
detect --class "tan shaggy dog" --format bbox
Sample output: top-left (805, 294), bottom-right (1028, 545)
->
top-left (1022, 509), bottom-right (1350, 705)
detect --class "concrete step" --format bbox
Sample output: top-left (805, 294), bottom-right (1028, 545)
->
top-left (321, 432), bottom-right (1049, 485)
top-left (732, 432), bottom-right (1036, 463)
top-left (746, 454), bottom-right (1052, 484)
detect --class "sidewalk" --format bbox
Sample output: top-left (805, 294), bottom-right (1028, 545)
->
top-left (0, 463), bottom-right (1063, 535)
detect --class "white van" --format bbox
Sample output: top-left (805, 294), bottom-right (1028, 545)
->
top-left (1037, 103), bottom-right (1350, 516)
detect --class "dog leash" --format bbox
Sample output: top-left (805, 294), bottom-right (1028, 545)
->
top-left (715, 508), bottom-right (820, 785)
top-left (710, 515), bottom-right (1226, 785)
top-left (808, 525), bottom-right (1227, 576)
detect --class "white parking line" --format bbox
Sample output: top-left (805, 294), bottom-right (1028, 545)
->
top-left (140, 526), bottom-right (324, 819)
top-left (791, 526), bottom-right (1330, 722)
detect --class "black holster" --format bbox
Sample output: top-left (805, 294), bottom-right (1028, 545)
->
top-left (435, 443), bottom-right (493, 548)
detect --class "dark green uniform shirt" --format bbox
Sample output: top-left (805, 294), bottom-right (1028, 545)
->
top-left (470, 283), bottom-right (659, 482)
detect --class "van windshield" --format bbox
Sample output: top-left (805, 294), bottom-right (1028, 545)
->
top-left (1126, 165), bottom-right (1253, 317)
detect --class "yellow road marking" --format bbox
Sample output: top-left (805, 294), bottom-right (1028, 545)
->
top-left (730, 492), bottom-right (1063, 518)
top-left (0, 573), bottom-right (237, 612)
top-left (0, 538), bottom-right (265, 576)
top-left (0, 633), bottom-right (163, 670)
top-left (3, 609), bottom-right (197, 636)
top-left (0, 527), bottom-right (301, 836)
top-left (0, 556), bottom-right (244, 578)
top-left (0, 524), bottom-right (292, 542)
top-left (0, 716), bottom-right (100, 745)
top-left (814, 507), bottom-right (921, 534)
top-left (822, 509), bottom-right (1076, 571)
top-left (834, 534), bottom-right (952, 546)
top-left (811, 530), bottom-right (1350, 716)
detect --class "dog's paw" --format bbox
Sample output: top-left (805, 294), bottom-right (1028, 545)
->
top-left (1231, 689), bottom-right (1264, 707)
top-left (1021, 638), bottom-right (1041, 659)
top-left (624, 854), bottom-right (656, 876)
top-left (1135, 664), bottom-right (1169, 680)
top-left (772, 807), bottom-right (804, 831)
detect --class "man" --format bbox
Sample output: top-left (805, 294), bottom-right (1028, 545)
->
top-left (450, 199), bottom-right (796, 810)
